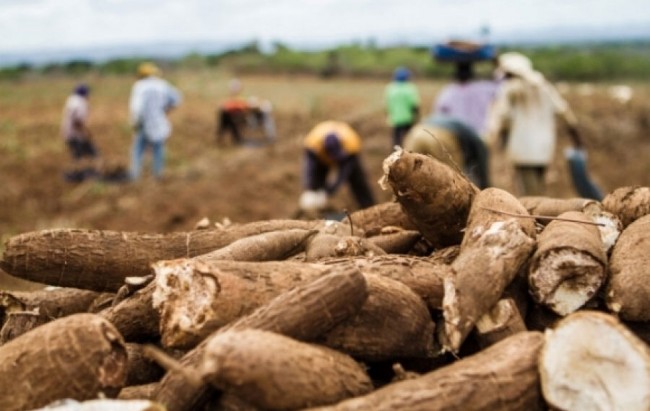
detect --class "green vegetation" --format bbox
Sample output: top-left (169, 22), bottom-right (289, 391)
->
top-left (3, 40), bottom-right (650, 82)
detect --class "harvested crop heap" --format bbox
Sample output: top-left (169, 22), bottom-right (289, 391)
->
top-left (1, 149), bottom-right (649, 411)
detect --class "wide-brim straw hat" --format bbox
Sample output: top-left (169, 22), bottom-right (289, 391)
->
top-left (498, 52), bottom-right (534, 77)
top-left (137, 62), bottom-right (161, 78)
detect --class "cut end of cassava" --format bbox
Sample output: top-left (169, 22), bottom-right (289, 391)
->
top-left (152, 259), bottom-right (219, 347)
top-left (540, 311), bottom-right (650, 411)
top-left (588, 211), bottom-right (622, 253)
top-left (378, 147), bottom-right (404, 190)
top-left (529, 249), bottom-right (606, 316)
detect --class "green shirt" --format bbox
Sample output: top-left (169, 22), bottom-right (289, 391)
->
top-left (385, 82), bottom-right (420, 126)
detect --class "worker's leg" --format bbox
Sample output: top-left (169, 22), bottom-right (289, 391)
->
top-left (515, 165), bottom-right (546, 196)
top-left (392, 125), bottom-right (411, 148)
top-left (347, 157), bottom-right (376, 209)
top-left (303, 151), bottom-right (328, 191)
top-left (130, 131), bottom-right (148, 180)
top-left (151, 140), bottom-right (166, 179)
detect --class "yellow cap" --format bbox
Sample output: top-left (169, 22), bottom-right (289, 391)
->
top-left (137, 62), bottom-right (160, 78)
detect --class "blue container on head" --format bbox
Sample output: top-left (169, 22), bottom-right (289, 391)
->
top-left (393, 66), bottom-right (411, 82)
top-left (432, 41), bottom-right (496, 63)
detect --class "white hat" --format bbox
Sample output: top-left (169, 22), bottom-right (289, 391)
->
top-left (498, 52), bottom-right (533, 77)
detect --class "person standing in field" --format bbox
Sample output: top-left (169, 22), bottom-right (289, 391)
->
top-left (486, 51), bottom-right (583, 196)
top-left (300, 121), bottom-right (376, 212)
top-left (60, 83), bottom-right (100, 182)
top-left (384, 67), bottom-right (420, 148)
top-left (129, 62), bottom-right (181, 180)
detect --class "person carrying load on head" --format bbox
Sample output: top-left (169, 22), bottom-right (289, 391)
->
top-left (300, 121), bottom-right (376, 213)
top-left (216, 78), bottom-right (276, 146)
top-left (384, 66), bottom-right (420, 149)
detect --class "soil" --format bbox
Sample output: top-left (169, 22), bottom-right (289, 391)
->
top-left (1, 73), bottom-right (649, 289)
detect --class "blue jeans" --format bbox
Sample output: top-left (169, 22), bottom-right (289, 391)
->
top-left (130, 131), bottom-right (165, 180)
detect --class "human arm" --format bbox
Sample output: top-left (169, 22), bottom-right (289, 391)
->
top-left (326, 156), bottom-right (355, 196)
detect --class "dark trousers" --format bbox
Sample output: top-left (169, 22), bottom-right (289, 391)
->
top-left (217, 110), bottom-right (244, 144)
top-left (305, 154), bottom-right (376, 209)
top-left (392, 123), bottom-right (414, 148)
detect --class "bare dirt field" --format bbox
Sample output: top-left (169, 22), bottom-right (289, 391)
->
top-left (1, 70), bottom-right (649, 257)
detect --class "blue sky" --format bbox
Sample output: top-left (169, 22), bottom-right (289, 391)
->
top-left (1, 0), bottom-right (649, 52)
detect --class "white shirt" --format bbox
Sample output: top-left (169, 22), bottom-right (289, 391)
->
top-left (61, 94), bottom-right (89, 140)
top-left (487, 75), bottom-right (574, 166)
top-left (129, 76), bottom-right (181, 142)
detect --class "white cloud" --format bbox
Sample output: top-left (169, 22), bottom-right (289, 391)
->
top-left (0, 0), bottom-right (648, 52)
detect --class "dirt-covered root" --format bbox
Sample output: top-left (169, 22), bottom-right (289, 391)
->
top-left (318, 255), bottom-right (447, 310)
top-left (528, 211), bottom-right (607, 316)
top-left (0, 221), bottom-right (318, 292)
top-left (602, 185), bottom-right (650, 228)
top-left (117, 382), bottom-right (159, 400)
top-left (306, 332), bottom-right (545, 411)
top-left (606, 214), bottom-right (650, 321)
top-left (540, 311), bottom-right (650, 411)
top-left (441, 189), bottom-right (536, 353)
top-left (379, 148), bottom-right (478, 248)
top-left (317, 274), bottom-right (436, 361)
top-left (196, 228), bottom-right (317, 262)
top-left (151, 259), bottom-right (331, 348)
top-left (474, 298), bottom-right (527, 348)
top-left (304, 233), bottom-right (386, 261)
top-left (0, 313), bottom-right (128, 411)
top-left (154, 267), bottom-right (368, 411)
top-left (100, 281), bottom-right (160, 343)
top-left (518, 196), bottom-right (601, 223)
top-left (348, 201), bottom-right (418, 236)
top-left (200, 329), bottom-right (373, 410)
top-left (366, 229), bottom-right (422, 254)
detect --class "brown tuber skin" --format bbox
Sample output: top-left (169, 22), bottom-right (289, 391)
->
top-left (380, 149), bottom-right (479, 248)
top-left (441, 188), bottom-right (536, 353)
top-left (0, 313), bottom-right (128, 411)
top-left (307, 332), bottom-right (545, 411)
top-left (0, 220), bottom-right (318, 292)
top-left (528, 211), bottom-right (607, 316)
top-left (100, 281), bottom-right (160, 343)
top-left (606, 213), bottom-right (650, 321)
top-left (154, 267), bottom-right (369, 411)
top-left (348, 201), bottom-right (418, 236)
top-left (602, 185), bottom-right (650, 228)
top-left (200, 329), bottom-right (374, 410)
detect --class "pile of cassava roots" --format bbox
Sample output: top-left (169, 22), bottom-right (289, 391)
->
top-left (1, 148), bottom-right (649, 411)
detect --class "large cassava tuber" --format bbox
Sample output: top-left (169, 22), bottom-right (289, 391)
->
top-left (0, 220), bottom-right (317, 292)
top-left (606, 213), bottom-right (650, 321)
top-left (602, 185), bottom-right (650, 227)
top-left (0, 313), bottom-right (128, 411)
top-left (307, 331), bottom-right (545, 411)
top-left (348, 201), bottom-right (418, 236)
top-left (151, 259), bottom-right (335, 348)
top-left (200, 329), bottom-right (373, 410)
top-left (540, 311), bottom-right (650, 411)
top-left (379, 148), bottom-right (479, 248)
top-left (441, 188), bottom-right (536, 353)
top-left (528, 211), bottom-right (607, 316)
top-left (154, 267), bottom-right (368, 411)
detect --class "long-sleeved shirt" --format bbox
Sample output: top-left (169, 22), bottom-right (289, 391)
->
top-left (434, 79), bottom-right (499, 136)
top-left (486, 74), bottom-right (576, 166)
top-left (129, 76), bottom-right (181, 142)
top-left (60, 94), bottom-right (89, 140)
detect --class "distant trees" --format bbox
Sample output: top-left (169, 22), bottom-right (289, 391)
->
top-left (2, 41), bottom-right (650, 82)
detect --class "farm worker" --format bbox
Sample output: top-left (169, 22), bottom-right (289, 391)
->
top-left (403, 114), bottom-right (491, 189)
top-left (486, 51), bottom-right (583, 196)
top-left (384, 66), bottom-right (420, 148)
top-left (60, 83), bottom-right (100, 182)
top-left (301, 121), bottom-right (376, 211)
top-left (128, 62), bottom-right (182, 180)
top-left (216, 78), bottom-right (276, 145)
